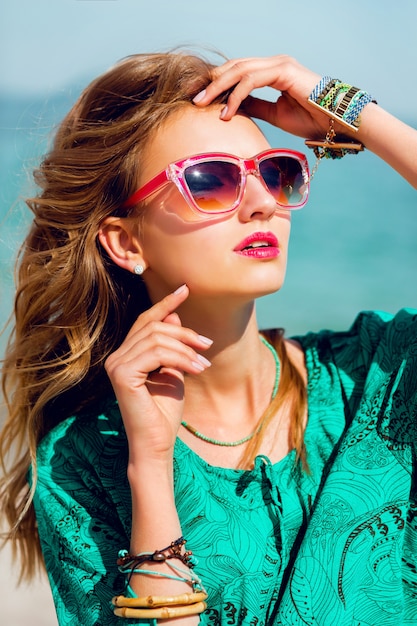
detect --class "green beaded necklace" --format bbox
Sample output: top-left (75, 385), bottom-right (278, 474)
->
top-left (181, 335), bottom-right (280, 447)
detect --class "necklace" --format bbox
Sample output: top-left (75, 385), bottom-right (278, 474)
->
top-left (181, 335), bottom-right (280, 447)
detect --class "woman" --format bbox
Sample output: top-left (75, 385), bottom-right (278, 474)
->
top-left (1, 52), bottom-right (416, 626)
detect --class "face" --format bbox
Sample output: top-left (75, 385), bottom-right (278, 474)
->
top-left (133, 105), bottom-right (293, 305)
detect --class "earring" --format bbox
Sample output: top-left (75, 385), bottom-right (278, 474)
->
top-left (133, 264), bottom-right (144, 275)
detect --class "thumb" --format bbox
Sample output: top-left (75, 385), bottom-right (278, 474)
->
top-left (240, 95), bottom-right (280, 126)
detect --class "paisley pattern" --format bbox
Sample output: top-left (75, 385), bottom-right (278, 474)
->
top-left (32, 309), bottom-right (417, 625)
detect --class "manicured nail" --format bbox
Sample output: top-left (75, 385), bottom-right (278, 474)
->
top-left (193, 89), bottom-right (206, 103)
top-left (220, 105), bottom-right (229, 120)
top-left (174, 284), bottom-right (187, 295)
top-left (196, 354), bottom-right (211, 368)
top-left (198, 334), bottom-right (213, 346)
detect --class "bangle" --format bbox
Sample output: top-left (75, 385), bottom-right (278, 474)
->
top-left (113, 601), bottom-right (207, 619)
top-left (112, 591), bottom-right (208, 608)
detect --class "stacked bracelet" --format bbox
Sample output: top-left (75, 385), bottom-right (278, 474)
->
top-left (112, 591), bottom-right (208, 619)
top-left (114, 536), bottom-right (207, 619)
top-left (307, 76), bottom-right (376, 131)
top-left (305, 76), bottom-right (376, 168)
top-left (113, 602), bottom-right (207, 619)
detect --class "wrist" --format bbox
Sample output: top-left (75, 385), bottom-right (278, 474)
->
top-left (127, 457), bottom-right (174, 489)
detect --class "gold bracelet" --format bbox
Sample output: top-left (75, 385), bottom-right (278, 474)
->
top-left (112, 591), bottom-right (208, 608)
top-left (113, 600), bottom-right (207, 619)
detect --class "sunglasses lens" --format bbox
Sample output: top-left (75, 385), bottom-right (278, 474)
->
top-left (260, 156), bottom-right (306, 207)
top-left (184, 161), bottom-right (241, 212)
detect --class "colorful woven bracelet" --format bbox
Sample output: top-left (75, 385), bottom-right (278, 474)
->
top-left (309, 75), bottom-right (333, 102)
top-left (308, 76), bottom-right (376, 131)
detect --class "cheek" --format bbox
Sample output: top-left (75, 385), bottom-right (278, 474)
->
top-left (140, 207), bottom-right (220, 280)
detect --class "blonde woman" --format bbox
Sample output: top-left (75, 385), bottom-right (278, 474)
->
top-left (1, 52), bottom-right (416, 625)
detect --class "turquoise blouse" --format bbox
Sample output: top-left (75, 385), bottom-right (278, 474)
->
top-left (32, 309), bottom-right (417, 625)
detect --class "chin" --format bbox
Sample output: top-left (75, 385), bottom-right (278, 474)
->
top-left (246, 276), bottom-right (285, 300)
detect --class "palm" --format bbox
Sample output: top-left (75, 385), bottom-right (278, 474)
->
top-left (146, 369), bottom-right (185, 440)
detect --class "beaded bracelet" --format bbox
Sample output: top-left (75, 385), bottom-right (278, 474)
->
top-left (117, 537), bottom-right (188, 570)
top-left (117, 546), bottom-right (195, 571)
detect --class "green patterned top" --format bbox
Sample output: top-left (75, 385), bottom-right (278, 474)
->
top-left (32, 309), bottom-right (417, 625)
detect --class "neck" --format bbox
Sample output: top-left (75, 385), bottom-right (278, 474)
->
top-left (178, 298), bottom-right (276, 434)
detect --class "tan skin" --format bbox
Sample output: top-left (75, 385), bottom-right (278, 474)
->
top-left (98, 55), bottom-right (417, 623)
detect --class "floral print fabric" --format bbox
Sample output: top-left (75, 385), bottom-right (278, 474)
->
top-left (32, 309), bottom-right (417, 625)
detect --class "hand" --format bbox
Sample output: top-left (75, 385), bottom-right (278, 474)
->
top-left (104, 285), bottom-right (212, 464)
top-left (194, 55), bottom-right (335, 140)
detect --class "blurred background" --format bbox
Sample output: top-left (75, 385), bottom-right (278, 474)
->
top-left (1, 1), bottom-right (416, 623)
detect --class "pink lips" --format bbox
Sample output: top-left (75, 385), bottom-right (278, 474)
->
top-left (234, 231), bottom-right (280, 259)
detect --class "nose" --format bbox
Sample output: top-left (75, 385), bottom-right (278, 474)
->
top-left (237, 171), bottom-right (278, 222)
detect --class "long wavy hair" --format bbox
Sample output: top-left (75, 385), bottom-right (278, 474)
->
top-left (0, 51), bottom-right (306, 580)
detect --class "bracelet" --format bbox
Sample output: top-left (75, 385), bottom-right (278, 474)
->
top-left (308, 76), bottom-right (376, 132)
top-left (124, 568), bottom-right (192, 582)
top-left (309, 75), bottom-right (333, 102)
top-left (112, 591), bottom-right (208, 608)
top-left (145, 560), bottom-right (205, 592)
top-left (123, 560), bottom-right (206, 596)
top-left (117, 537), bottom-right (188, 570)
top-left (113, 601), bottom-right (207, 619)
top-left (118, 548), bottom-right (195, 570)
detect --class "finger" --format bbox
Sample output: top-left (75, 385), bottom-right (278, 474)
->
top-left (239, 95), bottom-right (280, 125)
top-left (115, 316), bottom-right (213, 365)
top-left (126, 284), bottom-right (189, 339)
top-left (163, 312), bottom-right (182, 327)
top-left (194, 57), bottom-right (283, 108)
top-left (106, 333), bottom-right (211, 387)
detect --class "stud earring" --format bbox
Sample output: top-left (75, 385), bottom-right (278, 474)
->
top-left (133, 264), bottom-right (144, 275)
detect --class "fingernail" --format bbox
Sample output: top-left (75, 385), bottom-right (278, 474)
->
top-left (198, 334), bottom-right (213, 346)
top-left (174, 284), bottom-right (187, 295)
top-left (193, 89), bottom-right (206, 103)
top-left (196, 354), bottom-right (211, 368)
top-left (220, 105), bottom-right (229, 120)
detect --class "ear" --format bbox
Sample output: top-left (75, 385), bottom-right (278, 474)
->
top-left (98, 217), bottom-right (147, 274)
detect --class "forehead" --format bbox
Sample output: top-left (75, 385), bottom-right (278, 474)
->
top-left (140, 105), bottom-right (271, 183)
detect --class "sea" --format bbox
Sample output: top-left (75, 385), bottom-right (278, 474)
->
top-left (1, 92), bottom-right (416, 357)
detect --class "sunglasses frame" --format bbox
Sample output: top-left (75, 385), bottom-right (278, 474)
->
top-left (122, 148), bottom-right (310, 216)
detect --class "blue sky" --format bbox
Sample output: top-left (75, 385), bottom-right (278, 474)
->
top-left (1, 0), bottom-right (417, 120)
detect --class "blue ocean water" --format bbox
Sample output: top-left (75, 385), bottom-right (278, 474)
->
top-left (0, 93), bottom-right (416, 357)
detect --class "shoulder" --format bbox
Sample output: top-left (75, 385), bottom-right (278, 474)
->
top-left (37, 394), bottom-right (125, 463)
top-left (294, 308), bottom-right (417, 370)
top-left (35, 394), bottom-right (129, 501)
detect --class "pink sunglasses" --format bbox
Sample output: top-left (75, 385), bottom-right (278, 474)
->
top-left (122, 149), bottom-right (310, 216)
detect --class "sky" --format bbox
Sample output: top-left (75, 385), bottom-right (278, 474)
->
top-left (1, 0), bottom-right (417, 121)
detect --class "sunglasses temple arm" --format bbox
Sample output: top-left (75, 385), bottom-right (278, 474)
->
top-left (122, 170), bottom-right (171, 209)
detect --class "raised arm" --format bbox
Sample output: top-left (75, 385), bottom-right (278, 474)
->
top-left (193, 55), bottom-right (417, 189)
